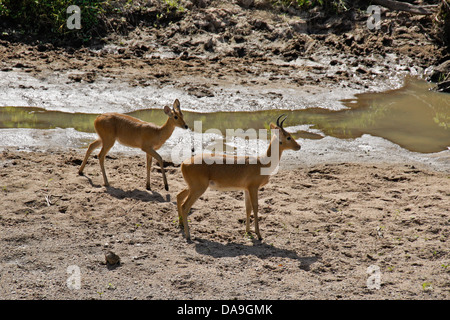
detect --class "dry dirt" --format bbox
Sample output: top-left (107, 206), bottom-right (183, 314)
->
top-left (0, 149), bottom-right (449, 300)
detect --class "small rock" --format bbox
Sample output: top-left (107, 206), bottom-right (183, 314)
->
top-left (203, 37), bottom-right (215, 51)
top-left (105, 251), bottom-right (120, 265)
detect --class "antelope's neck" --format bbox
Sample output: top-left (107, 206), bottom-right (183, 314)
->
top-left (159, 118), bottom-right (175, 142)
top-left (260, 135), bottom-right (284, 174)
top-left (266, 135), bottom-right (284, 159)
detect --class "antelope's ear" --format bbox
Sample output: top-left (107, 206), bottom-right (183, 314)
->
top-left (164, 105), bottom-right (173, 116)
top-left (173, 99), bottom-right (181, 113)
top-left (270, 123), bottom-right (278, 130)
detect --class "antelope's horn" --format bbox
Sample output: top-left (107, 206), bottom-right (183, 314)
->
top-left (280, 115), bottom-right (287, 128)
top-left (276, 114), bottom-right (286, 127)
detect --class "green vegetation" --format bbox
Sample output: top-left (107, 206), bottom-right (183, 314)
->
top-left (0, 0), bottom-right (188, 43)
top-left (0, 0), bottom-right (106, 43)
top-left (422, 282), bottom-right (433, 291)
top-left (163, 0), bottom-right (185, 13)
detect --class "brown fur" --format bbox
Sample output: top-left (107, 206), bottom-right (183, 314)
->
top-left (177, 120), bottom-right (301, 241)
top-left (78, 99), bottom-right (188, 191)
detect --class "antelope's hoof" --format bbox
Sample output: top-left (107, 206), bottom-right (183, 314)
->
top-left (165, 185), bottom-right (169, 191)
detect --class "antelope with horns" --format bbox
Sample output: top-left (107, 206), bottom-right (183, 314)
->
top-left (78, 99), bottom-right (188, 191)
top-left (177, 115), bottom-right (301, 241)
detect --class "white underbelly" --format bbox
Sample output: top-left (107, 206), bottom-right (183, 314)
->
top-left (117, 137), bottom-right (138, 148)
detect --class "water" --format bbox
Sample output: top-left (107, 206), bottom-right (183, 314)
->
top-left (0, 79), bottom-right (449, 153)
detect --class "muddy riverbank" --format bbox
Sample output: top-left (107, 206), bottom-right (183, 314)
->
top-left (0, 1), bottom-right (447, 114)
top-left (1, 1), bottom-right (449, 169)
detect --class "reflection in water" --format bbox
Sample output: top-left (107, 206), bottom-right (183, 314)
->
top-left (0, 79), bottom-right (449, 153)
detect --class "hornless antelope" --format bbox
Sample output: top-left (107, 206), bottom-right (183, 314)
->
top-left (177, 115), bottom-right (301, 241)
top-left (78, 99), bottom-right (188, 191)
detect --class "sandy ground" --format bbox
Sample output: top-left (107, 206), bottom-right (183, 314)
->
top-left (0, 148), bottom-right (448, 300)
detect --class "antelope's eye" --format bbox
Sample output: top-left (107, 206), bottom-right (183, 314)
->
top-left (287, 136), bottom-right (291, 140)
top-left (174, 116), bottom-right (178, 120)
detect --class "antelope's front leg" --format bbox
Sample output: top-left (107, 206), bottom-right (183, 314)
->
top-left (143, 147), bottom-right (169, 191)
top-left (248, 188), bottom-right (261, 240)
top-left (146, 154), bottom-right (152, 190)
top-left (244, 190), bottom-right (252, 235)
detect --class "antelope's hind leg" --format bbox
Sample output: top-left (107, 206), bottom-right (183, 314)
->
top-left (78, 139), bottom-right (102, 175)
top-left (179, 185), bottom-right (208, 240)
top-left (177, 188), bottom-right (189, 225)
top-left (97, 139), bottom-right (115, 187)
top-left (244, 190), bottom-right (253, 235)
